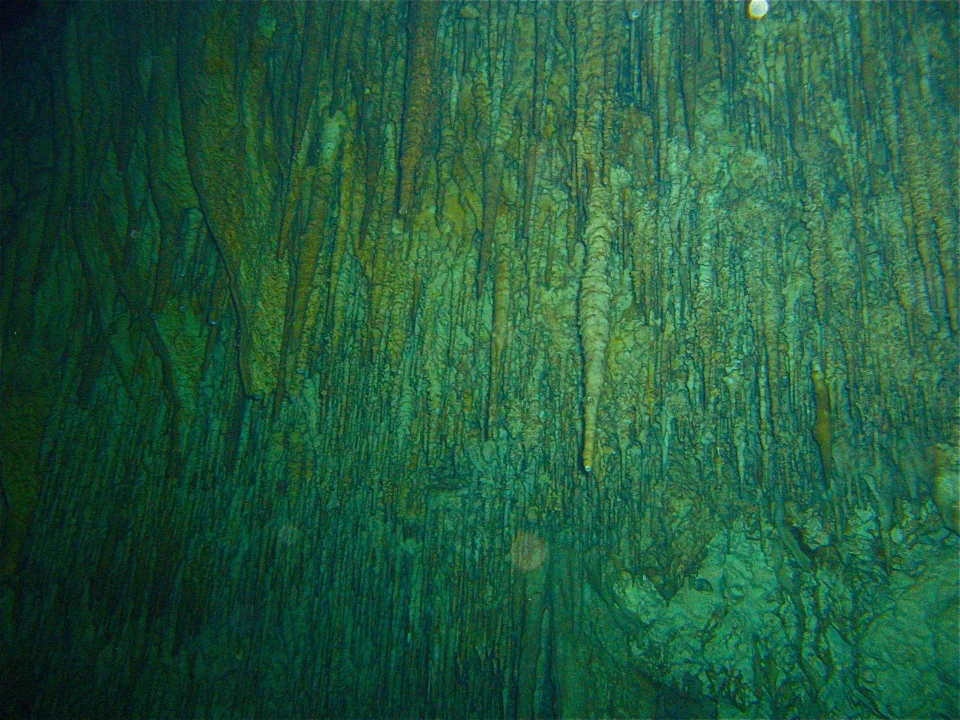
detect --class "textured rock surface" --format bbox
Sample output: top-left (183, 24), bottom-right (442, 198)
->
top-left (0, 1), bottom-right (956, 717)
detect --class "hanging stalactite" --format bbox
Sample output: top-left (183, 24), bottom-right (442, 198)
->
top-left (574, 3), bottom-right (615, 475)
top-left (578, 183), bottom-right (613, 474)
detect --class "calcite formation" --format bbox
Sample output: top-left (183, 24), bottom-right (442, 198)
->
top-left (932, 441), bottom-right (959, 534)
top-left (1, 2), bottom-right (956, 718)
top-left (578, 184), bottom-right (613, 473)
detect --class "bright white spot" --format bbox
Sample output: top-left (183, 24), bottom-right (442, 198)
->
top-left (747, 0), bottom-right (769, 19)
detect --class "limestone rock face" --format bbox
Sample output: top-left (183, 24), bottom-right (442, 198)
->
top-left (594, 515), bottom-right (960, 719)
top-left (0, 1), bottom-right (956, 718)
top-left (932, 442), bottom-right (959, 534)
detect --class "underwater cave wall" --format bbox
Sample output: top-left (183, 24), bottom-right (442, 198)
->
top-left (1, 1), bottom-right (957, 717)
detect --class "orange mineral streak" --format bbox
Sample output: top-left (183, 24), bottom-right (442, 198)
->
top-left (811, 360), bottom-right (834, 479)
top-left (397, 0), bottom-right (440, 219)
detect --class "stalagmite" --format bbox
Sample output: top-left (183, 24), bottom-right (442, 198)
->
top-left (579, 184), bottom-right (613, 473)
